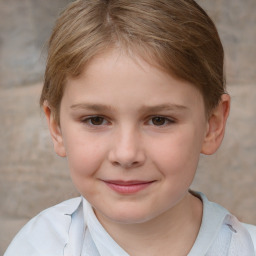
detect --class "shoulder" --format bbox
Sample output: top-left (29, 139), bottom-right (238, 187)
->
top-left (189, 191), bottom-right (256, 255)
top-left (243, 223), bottom-right (256, 250)
top-left (38, 196), bottom-right (82, 217)
top-left (4, 197), bottom-right (82, 256)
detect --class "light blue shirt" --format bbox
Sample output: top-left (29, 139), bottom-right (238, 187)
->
top-left (4, 192), bottom-right (256, 256)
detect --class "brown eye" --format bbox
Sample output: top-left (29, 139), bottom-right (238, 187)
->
top-left (151, 117), bottom-right (167, 126)
top-left (89, 116), bottom-right (105, 125)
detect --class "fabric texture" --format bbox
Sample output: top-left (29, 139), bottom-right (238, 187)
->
top-left (4, 192), bottom-right (256, 256)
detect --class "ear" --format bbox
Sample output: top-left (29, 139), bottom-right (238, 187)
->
top-left (43, 102), bottom-right (66, 157)
top-left (201, 94), bottom-right (230, 155)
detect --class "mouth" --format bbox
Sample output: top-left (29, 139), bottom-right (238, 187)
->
top-left (102, 180), bottom-right (156, 194)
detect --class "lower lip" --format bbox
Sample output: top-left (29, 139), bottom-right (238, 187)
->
top-left (104, 182), bottom-right (154, 194)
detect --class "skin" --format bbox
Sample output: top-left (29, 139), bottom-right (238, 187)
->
top-left (44, 50), bottom-right (230, 255)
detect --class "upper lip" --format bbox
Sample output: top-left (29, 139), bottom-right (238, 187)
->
top-left (102, 180), bottom-right (155, 185)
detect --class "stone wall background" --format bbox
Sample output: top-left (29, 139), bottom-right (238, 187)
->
top-left (0, 0), bottom-right (255, 254)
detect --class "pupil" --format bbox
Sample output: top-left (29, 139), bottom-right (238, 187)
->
top-left (152, 117), bottom-right (165, 125)
top-left (91, 117), bottom-right (103, 125)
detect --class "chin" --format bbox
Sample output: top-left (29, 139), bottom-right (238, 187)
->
top-left (104, 207), bottom-right (158, 225)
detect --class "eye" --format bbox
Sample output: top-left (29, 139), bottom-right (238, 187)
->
top-left (82, 116), bottom-right (108, 126)
top-left (149, 116), bottom-right (174, 126)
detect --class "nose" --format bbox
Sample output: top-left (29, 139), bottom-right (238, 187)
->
top-left (108, 126), bottom-right (146, 169)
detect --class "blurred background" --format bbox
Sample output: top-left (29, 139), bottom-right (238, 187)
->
top-left (0, 0), bottom-right (256, 254)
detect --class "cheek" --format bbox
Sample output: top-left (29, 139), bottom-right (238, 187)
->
top-left (62, 131), bottom-right (107, 178)
top-left (149, 127), bottom-right (202, 177)
top-left (64, 137), bottom-right (107, 197)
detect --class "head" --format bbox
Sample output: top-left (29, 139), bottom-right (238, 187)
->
top-left (41, 0), bottom-right (230, 225)
top-left (40, 0), bottom-right (226, 123)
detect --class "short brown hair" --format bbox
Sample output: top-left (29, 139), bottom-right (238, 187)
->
top-left (40, 0), bottom-right (226, 122)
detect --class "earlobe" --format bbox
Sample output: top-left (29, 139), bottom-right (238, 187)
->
top-left (201, 94), bottom-right (230, 155)
top-left (43, 102), bottom-right (66, 157)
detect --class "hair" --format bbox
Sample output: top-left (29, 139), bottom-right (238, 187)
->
top-left (40, 0), bottom-right (226, 123)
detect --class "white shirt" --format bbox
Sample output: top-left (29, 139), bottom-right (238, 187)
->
top-left (4, 191), bottom-right (256, 256)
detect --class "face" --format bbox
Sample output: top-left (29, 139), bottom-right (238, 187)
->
top-left (52, 50), bottom-right (210, 224)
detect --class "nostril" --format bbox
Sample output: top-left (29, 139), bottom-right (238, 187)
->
top-left (108, 142), bottom-right (146, 168)
top-left (111, 160), bottom-right (140, 168)
top-left (112, 161), bottom-right (120, 167)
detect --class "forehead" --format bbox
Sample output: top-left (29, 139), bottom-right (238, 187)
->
top-left (63, 50), bottom-right (205, 115)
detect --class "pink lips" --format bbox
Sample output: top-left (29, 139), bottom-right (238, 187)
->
top-left (103, 180), bottom-right (155, 194)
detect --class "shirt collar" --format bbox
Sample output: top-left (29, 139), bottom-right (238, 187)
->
top-left (82, 198), bottom-right (129, 256)
top-left (80, 192), bottom-right (254, 256)
top-left (81, 192), bottom-right (229, 256)
top-left (188, 191), bottom-right (230, 255)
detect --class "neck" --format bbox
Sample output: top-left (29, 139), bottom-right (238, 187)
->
top-left (95, 192), bottom-right (203, 256)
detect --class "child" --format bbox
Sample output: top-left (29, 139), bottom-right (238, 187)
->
top-left (4, 0), bottom-right (256, 255)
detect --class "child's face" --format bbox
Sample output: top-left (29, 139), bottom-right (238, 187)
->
top-left (55, 50), bottom-right (209, 224)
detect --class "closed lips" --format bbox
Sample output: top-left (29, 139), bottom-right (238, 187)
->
top-left (103, 180), bottom-right (156, 194)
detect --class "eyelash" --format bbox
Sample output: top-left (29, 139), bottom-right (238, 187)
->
top-left (81, 116), bottom-right (109, 126)
top-left (81, 115), bottom-right (175, 128)
top-left (148, 116), bottom-right (175, 127)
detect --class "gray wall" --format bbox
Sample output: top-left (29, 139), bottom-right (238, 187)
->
top-left (0, 0), bottom-right (256, 254)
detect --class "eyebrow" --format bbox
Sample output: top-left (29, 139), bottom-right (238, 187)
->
top-left (70, 103), bottom-right (113, 111)
top-left (70, 103), bottom-right (188, 112)
top-left (140, 104), bottom-right (188, 113)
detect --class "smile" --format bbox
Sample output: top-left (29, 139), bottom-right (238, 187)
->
top-left (103, 180), bottom-right (155, 194)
